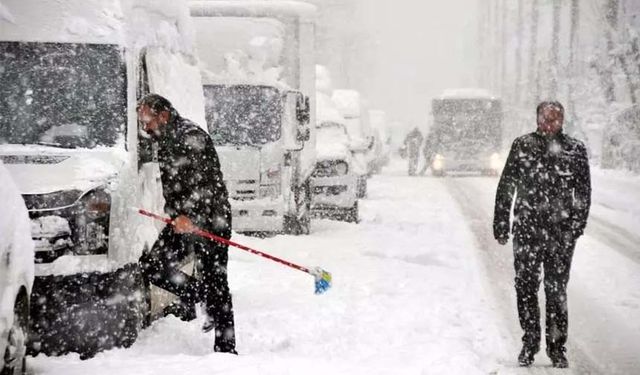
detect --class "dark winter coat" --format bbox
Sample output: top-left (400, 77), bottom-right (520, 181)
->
top-left (157, 115), bottom-right (231, 233)
top-left (403, 129), bottom-right (424, 159)
top-left (493, 130), bottom-right (591, 243)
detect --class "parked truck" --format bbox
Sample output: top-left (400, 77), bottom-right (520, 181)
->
top-left (0, 0), bottom-right (205, 358)
top-left (190, 1), bottom-right (317, 235)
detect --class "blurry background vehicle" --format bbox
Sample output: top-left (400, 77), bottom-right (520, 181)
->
top-left (332, 89), bottom-right (375, 197)
top-left (0, 162), bottom-right (34, 375)
top-left (601, 104), bottom-right (640, 173)
top-left (191, 0), bottom-right (317, 235)
top-left (311, 92), bottom-right (359, 223)
top-left (429, 88), bottom-right (503, 176)
top-left (368, 109), bottom-right (391, 173)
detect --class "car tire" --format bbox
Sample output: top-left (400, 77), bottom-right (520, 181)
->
top-left (2, 294), bottom-right (28, 375)
top-left (345, 201), bottom-right (359, 223)
top-left (284, 183), bottom-right (311, 235)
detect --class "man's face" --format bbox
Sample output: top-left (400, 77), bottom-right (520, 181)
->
top-left (137, 104), bottom-right (168, 137)
top-left (537, 105), bottom-right (564, 135)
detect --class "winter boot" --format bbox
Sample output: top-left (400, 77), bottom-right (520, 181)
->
top-left (547, 347), bottom-right (568, 368)
top-left (518, 344), bottom-right (539, 367)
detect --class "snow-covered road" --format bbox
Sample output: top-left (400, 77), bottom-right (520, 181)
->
top-left (28, 159), bottom-right (640, 374)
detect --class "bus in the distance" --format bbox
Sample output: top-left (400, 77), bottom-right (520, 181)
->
top-left (428, 88), bottom-right (503, 176)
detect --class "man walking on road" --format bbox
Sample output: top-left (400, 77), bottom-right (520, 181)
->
top-left (493, 101), bottom-right (591, 368)
top-left (137, 94), bottom-right (237, 354)
top-left (403, 127), bottom-right (423, 176)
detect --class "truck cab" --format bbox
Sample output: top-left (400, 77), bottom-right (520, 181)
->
top-left (0, 0), bottom-right (205, 357)
top-left (202, 82), bottom-right (313, 233)
top-left (191, 0), bottom-right (318, 235)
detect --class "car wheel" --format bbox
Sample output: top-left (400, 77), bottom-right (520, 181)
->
top-left (2, 295), bottom-right (28, 375)
top-left (345, 201), bottom-right (359, 223)
top-left (284, 183), bottom-right (311, 235)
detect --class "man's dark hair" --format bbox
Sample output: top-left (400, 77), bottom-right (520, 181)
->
top-left (137, 94), bottom-right (175, 115)
top-left (536, 101), bottom-right (564, 117)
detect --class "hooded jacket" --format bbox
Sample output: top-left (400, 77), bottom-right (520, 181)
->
top-left (493, 130), bottom-right (591, 242)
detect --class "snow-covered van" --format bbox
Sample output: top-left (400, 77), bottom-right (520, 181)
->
top-left (429, 88), bottom-right (503, 176)
top-left (190, 1), bottom-right (317, 234)
top-left (331, 89), bottom-right (374, 198)
top-left (311, 93), bottom-right (359, 222)
top-left (0, 162), bottom-right (34, 374)
top-left (0, 0), bottom-right (206, 357)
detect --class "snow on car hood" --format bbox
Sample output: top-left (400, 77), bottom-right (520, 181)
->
top-left (316, 125), bottom-right (351, 161)
top-left (0, 146), bottom-right (126, 194)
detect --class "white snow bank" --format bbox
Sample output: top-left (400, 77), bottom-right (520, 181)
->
top-left (30, 160), bottom-right (504, 374)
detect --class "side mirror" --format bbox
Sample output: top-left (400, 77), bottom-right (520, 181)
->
top-left (296, 94), bottom-right (311, 124)
top-left (296, 127), bottom-right (310, 142)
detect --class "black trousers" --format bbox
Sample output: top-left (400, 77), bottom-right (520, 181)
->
top-left (139, 225), bottom-right (236, 352)
top-left (513, 228), bottom-right (576, 352)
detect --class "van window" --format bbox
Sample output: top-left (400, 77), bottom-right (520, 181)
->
top-left (0, 42), bottom-right (127, 149)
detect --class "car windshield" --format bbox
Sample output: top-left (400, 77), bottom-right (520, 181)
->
top-left (204, 85), bottom-right (281, 146)
top-left (0, 42), bottom-right (127, 149)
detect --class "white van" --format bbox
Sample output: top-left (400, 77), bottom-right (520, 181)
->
top-left (0, 0), bottom-right (206, 358)
top-left (311, 93), bottom-right (359, 222)
top-left (331, 89), bottom-right (375, 198)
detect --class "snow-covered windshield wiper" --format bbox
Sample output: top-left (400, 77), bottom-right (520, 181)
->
top-left (35, 141), bottom-right (77, 149)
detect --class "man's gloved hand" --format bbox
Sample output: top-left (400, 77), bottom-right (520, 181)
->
top-left (497, 236), bottom-right (509, 245)
top-left (173, 215), bottom-right (196, 234)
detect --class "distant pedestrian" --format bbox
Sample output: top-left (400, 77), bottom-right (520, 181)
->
top-left (418, 130), bottom-right (435, 175)
top-left (403, 127), bottom-right (423, 176)
top-left (137, 94), bottom-right (237, 354)
top-left (493, 101), bottom-right (591, 368)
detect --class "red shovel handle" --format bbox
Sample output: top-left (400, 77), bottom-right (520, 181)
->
top-left (138, 209), bottom-right (311, 274)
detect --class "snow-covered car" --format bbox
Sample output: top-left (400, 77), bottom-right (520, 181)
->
top-left (0, 162), bottom-right (34, 375)
top-left (601, 104), bottom-right (640, 173)
top-left (0, 0), bottom-right (204, 358)
top-left (331, 89), bottom-right (372, 197)
top-left (311, 121), bottom-right (359, 222)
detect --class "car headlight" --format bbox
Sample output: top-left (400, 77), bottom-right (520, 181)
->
top-left (432, 154), bottom-right (444, 170)
top-left (334, 161), bottom-right (349, 175)
top-left (74, 189), bottom-right (111, 255)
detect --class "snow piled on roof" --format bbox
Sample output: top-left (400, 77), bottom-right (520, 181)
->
top-left (332, 89), bottom-right (362, 119)
top-left (126, 0), bottom-right (197, 54)
top-left (438, 88), bottom-right (497, 100)
top-left (316, 92), bottom-right (344, 124)
top-left (0, 0), bottom-right (196, 55)
top-left (315, 65), bottom-right (333, 94)
top-left (189, 0), bottom-right (317, 21)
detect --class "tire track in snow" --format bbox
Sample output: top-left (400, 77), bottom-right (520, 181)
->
top-left (586, 215), bottom-right (640, 265)
top-left (443, 177), bottom-right (604, 375)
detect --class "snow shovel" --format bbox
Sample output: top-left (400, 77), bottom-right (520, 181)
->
top-left (137, 209), bottom-right (332, 295)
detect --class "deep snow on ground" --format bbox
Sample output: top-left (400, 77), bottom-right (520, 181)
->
top-left (29, 159), bottom-right (504, 374)
top-left (28, 158), bottom-right (640, 374)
